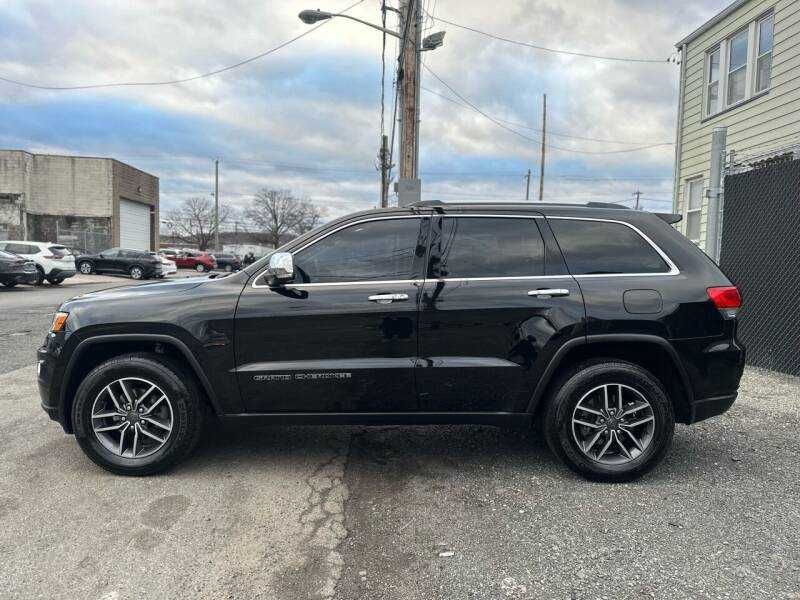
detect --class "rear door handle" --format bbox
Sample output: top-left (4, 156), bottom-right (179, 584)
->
top-left (368, 293), bottom-right (409, 304)
top-left (528, 288), bottom-right (570, 298)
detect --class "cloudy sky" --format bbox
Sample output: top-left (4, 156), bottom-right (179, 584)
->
top-left (0, 0), bottom-right (729, 226)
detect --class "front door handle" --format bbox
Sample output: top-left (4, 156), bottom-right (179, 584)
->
top-left (368, 293), bottom-right (409, 304)
top-left (528, 288), bottom-right (570, 298)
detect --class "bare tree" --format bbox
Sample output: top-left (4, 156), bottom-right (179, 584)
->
top-left (245, 189), bottom-right (325, 248)
top-left (165, 196), bottom-right (233, 251)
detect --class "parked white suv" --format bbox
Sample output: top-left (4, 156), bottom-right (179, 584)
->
top-left (0, 241), bottom-right (77, 285)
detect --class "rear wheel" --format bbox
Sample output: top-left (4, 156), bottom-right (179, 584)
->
top-left (79, 261), bottom-right (93, 275)
top-left (71, 354), bottom-right (204, 475)
top-left (195, 263), bottom-right (206, 273)
top-left (46, 276), bottom-right (64, 285)
top-left (543, 360), bottom-right (674, 482)
top-left (224, 264), bottom-right (233, 273)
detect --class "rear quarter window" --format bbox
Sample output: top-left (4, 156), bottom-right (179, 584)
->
top-left (549, 218), bottom-right (671, 275)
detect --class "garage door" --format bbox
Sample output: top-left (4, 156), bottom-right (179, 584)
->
top-left (119, 199), bottom-right (151, 250)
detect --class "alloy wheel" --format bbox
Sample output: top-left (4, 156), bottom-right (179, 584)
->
top-left (79, 262), bottom-right (92, 274)
top-left (571, 383), bottom-right (656, 465)
top-left (130, 266), bottom-right (143, 279)
top-left (90, 377), bottom-right (174, 459)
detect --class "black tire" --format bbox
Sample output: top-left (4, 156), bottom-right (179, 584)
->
top-left (129, 265), bottom-right (144, 280)
top-left (33, 266), bottom-right (45, 286)
top-left (46, 276), bottom-right (64, 285)
top-left (195, 263), bottom-right (206, 273)
top-left (1, 281), bottom-right (17, 288)
top-left (78, 261), bottom-right (93, 275)
top-left (543, 359), bottom-right (674, 483)
top-left (71, 353), bottom-right (205, 476)
top-left (224, 264), bottom-right (232, 273)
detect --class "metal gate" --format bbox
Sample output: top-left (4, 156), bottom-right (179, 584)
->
top-left (719, 158), bottom-right (800, 375)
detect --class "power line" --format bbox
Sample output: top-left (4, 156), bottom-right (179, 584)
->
top-left (0, 0), bottom-right (367, 90)
top-left (427, 13), bottom-right (671, 64)
top-left (421, 64), bottom-right (672, 155)
top-left (421, 85), bottom-right (673, 146)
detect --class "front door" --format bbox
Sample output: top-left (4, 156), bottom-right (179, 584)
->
top-left (235, 215), bottom-right (430, 413)
top-left (417, 214), bottom-right (585, 413)
top-left (96, 248), bottom-right (121, 272)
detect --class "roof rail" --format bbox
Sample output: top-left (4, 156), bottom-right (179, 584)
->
top-left (585, 202), bottom-right (627, 210)
top-left (408, 200), bottom-right (445, 207)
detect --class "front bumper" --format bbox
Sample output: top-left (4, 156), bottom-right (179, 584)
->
top-left (37, 341), bottom-right (64, 428)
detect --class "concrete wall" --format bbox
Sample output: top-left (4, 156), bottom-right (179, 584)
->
top-left (674, 0), bottom-right (800, 247)
top-left (0, 150), bottom-right (159, 250)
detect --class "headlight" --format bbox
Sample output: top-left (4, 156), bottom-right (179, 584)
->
top-left (51, 311), bottom-right (69, 333)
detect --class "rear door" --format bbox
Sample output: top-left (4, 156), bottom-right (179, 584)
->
top-left (417, 214), bottom-right (585, 413)
top-left (235, 214), bottom-right (430, 413)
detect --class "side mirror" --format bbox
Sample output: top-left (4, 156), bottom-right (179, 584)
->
top-left (266, 252), bottom-right (294, 285)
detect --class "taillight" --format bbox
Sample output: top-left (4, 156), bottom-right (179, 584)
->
top-left (707, 286), bottom-right (741, 318)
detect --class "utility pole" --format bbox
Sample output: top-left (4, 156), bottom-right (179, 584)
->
top-left (214, 159), bottom-right (220, 252)
top-left (379, 134), bottom-right (391, 208)
top-left (538, 94), bottom-right (547, 202)
top-left (397, 0), bottom-right (422, 206)
top-left (633, 189), bottom-right (642, 210)
top-left (525, 169), bottom-right (532, 201)
top-left (706, 126), bottom-right (727, 261)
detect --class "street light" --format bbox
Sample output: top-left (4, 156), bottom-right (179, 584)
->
top-left (298, 9), bottom-right (402, 38)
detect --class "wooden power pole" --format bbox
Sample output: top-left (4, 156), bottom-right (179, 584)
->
top-left (538, 94), bottom-right (547, 202)
top-left (525, 169), bottom-right (532, 201)
top-left (397, 0), bottom-right (422, 206)
top-left (379, 134), bottom-right (390, 208)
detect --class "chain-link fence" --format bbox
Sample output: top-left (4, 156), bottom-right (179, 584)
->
top-left (720, 158), bottom-right (800, 376)
top-left (0, 228), bottom-right (8, 241)
top-left (54, 227), bottom-right (111, 254)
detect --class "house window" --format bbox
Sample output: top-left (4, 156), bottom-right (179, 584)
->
top-left (756, 13), bottom-right (774, 92)
top-left (704, 11), bottom-right (774, 117)
top-left (707, 47), bottom-right (721, 114)
top-left (685, 179), bottom-right (703, 243)
top-left (727, 29), bottom-right (749, 105)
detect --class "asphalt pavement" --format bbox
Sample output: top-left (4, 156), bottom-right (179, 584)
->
top-left (1, 276), bottom-right (798, 599)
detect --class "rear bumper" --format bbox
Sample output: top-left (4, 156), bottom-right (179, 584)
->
top-left (687, 393), bottom-right (737, 424)
top-left (0, 270), bottom-right (38, 284)
top-left (48, 268), bottom-right (76, 279)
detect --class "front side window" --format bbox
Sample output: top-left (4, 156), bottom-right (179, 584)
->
top-left (756, 13), bottom-right (774, 92)
top-left (727, 29), bottom-right (749, 105)
top-left (685, 178), bottom-right (703, 243)
top-left (707, 47), bottom-right (721, 114)
top-left (549, 219), bottom-right (670, 275)
top-left (293, 218), bottom-right (425, 283)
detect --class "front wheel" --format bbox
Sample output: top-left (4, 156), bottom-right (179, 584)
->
top-left (543, 360), bottom-right (674, 482)
top-left (71, 353), bottom-right (204, 475)
top-left (224, 264), bottom-right (232, 273)
top-left (129, 265), bottom-right (144, 280)
top-left (79, 261), bottom-right (93, 275)
top-left (1, 281), bottom-right (17, 288)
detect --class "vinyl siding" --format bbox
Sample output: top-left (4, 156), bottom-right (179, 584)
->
top-left (674, 0), bottom-right (800, 248)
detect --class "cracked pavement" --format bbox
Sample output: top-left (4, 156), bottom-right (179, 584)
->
top-left (1, 282), bottom-right (799, 599)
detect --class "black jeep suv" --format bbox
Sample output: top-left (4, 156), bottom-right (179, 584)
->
top-left (37, 202), bottom-right (745, 481)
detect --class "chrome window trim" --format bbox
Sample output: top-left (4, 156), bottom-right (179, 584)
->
top-left (252, 215), bottom-right (427, 289)
top-left (251, 212), bottom-right (679, 289)
top-left (546, 216), bottom-right (680, 277)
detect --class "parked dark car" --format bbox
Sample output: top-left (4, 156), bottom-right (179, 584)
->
top-left (213, 253), bottom-right (242, 272)
top-left (0, 250), bottom-right (38, 287)
top-left (38, 202), bottom-right (744, 480)
top-left (76, 248), bottom-right (163, 280)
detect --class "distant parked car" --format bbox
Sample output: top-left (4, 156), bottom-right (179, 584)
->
top-left (150, 252), bottom-right (177, 277)
top-left (213, 253), bottom-right (242, 272)
top-left (172, 250), bottom-right (217, 272)
top-left (0, 250), bottom-right (38, 287)
top-left (0, 240), bottom-right (76, 285)
top-left (76, 248), bottom-right (162, 280)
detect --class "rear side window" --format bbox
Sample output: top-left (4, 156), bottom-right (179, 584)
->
top-left (549, 219), bottom-right (670, 275)
top-left (294, 218), bottom-right (425, 283)
top-left (438, 217), bottom-right (545, 278)
top-left (48, 246), bottom-right (68, 257)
